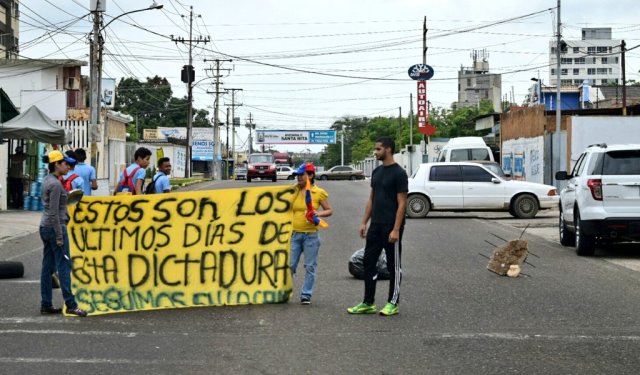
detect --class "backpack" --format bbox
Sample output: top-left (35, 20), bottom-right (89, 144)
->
top-left (115, 166), bottom-right (141, 195)
top-left (58, 174), bottom-right (79, 192)
top-left (145, 174), bottom-right (162, 195)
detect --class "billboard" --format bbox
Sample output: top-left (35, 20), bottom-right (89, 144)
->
top-left (101, 78), bottom-right (116, 108)
top-left (255, 130), bottom-right (336, 145)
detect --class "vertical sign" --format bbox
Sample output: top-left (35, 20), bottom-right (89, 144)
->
top-left (417, 81), bottom-right (428, 134)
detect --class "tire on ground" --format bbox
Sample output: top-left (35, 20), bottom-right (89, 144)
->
top-left (575, 209), bottom-right (596, 256)
top-left (406, 195), bottom-right (430, 218)
top-left (559, 207), bottom-right (576, 246)
top-left (511, 194), bottom-right (539, 219)
top-left (0, 261), bottom-right (25, 279)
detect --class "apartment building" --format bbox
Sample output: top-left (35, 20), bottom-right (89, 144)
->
top-left (456, 50), bottom-right (502, 113)
top-left (549, 28), bottom-right (622, 87)
top-left (0, 0), bottom-right (18, 59)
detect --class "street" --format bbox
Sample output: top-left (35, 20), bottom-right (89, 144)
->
top-left (2, 179), bottom-right (640, 374)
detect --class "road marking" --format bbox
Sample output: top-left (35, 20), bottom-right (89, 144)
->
top-left (0, 329), bottom-right (137, 337)
top-left (0, 357), bottom-right (205, 365)
top-left (2, 280), bottom-right (39, 284)
top-left (5, 246), bottom-right (42, 261)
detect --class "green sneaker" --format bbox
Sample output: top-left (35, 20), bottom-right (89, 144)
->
top-left (347, 302), bottom-right (377, 314)
top-left (379, 303), bottom-right (398, 316)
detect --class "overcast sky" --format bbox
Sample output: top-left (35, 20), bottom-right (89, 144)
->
top-left (18, 0), bottom-right (640, 152)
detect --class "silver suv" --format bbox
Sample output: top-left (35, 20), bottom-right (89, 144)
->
top-left (556, 143), bottom-right (640, 256)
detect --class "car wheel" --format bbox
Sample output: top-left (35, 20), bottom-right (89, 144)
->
top-left (320, 175), bottom-right (328, 181)
top-left (349, 175), bottom-right (357, 181)
top-left (574, 209), bottom-right (596, 256)
top-left (559, 206), bottom-right (576, 246)
top-left (272, 175), bottom-right (277, 182)
top-left (406, 195), bottom-right (430, 218)
top-left (511, 194), bottom-right (539, 219)
top-left (287, 175), bottom-right (294, 180)
top-left (0, 261), bottom-right (24, 279)
top-left (247, 177), bottom-right (252, 183)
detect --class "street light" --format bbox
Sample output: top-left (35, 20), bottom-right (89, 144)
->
top-left (89, 1), bottom-right (163, 169)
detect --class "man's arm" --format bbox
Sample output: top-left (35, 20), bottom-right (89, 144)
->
top-left (90, 167), bottom-right (98, 190)
top-left (359, 190), bottom-right (373, 239)
top-left (388, 192), bottom-right (407, 243)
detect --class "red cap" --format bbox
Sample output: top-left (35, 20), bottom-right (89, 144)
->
top-left (305, 162), bottom-right (316, 173)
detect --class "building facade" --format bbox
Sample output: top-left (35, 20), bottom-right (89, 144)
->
top-left (549, 28), bottom-right (622, 87)
top-left (456, 50), bottom-right (502, 113)
top-left (0, 0), bottom-right (18, 59)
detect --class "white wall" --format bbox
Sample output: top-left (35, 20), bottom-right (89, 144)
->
top-left (0, 65), bottom-right (60, 110)
top-left (569, 116), bottom-right (640, 169)
top-left (501, 136), bottom-right (545, 184)
top-left (21, 91), bottom-right (67, 120)
top-left (0, 143), bottom-right (8, 211)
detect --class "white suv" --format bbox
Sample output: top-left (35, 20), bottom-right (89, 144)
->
top-left (556, 143), bottom-right (640, 256)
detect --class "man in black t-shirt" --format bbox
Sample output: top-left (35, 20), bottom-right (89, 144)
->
top-left (348, 137), bottom-right (408, 316)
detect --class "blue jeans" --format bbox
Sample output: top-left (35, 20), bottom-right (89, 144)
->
top-left (290, 231), bottom-right (321, 300)
top-left (40, 226), bottom-right (77, 310)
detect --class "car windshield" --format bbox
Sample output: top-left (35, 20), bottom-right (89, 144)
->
top-left (480, 163), bottom-right (508, 179)
top-left (249, 155), bottom-right (272, 163)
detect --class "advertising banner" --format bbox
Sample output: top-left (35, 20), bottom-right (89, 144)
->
top-left (256, 130), bottom-right (336, 144)
top-left (68, 186), bottom-right (296, 316)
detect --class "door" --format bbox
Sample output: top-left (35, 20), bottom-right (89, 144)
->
top-left (461, 165), bottom-right (504, 208)
top-left (601, 149), bottom-right (640, 214)
top-left (427, 165), bottom-right (463, 208)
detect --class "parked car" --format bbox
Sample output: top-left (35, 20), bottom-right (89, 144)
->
top-left (437, 137), bottom-right (495, 162)
top-left (234, 166), bottom-right (247, 180)
top-left (406, 162), bottom-right (558, 219)
top-left (276, 166), bottom-right (295, 180)
top-left (555, 143), bottom-right (640, 256)
top-left (315, 165), bottom-right (365, 181)
top-left (468, 160), bottom-right (510, 179)
top-left (246, 153), bottom-right (277, 182)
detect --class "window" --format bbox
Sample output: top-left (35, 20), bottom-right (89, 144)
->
top-left (467, 78), bottom-right (471, 87)
top-left (571, 153), bottom-right (587, 177)
top-left (601, 57), bottom-right (608, 64)
top-left (561, 69), bottom-right (568, 76)
top-left (589, 57), bottom-right (597, 64)
top-left (450, 149), bottom-right (469, 162)
top-left (596, 46), bottom-right (608, 53)
top-left (561, 58), bottom-right (572, 64)
top-left (462, 166), bottom-right (493, 182)
top-left (597, 68), bottom-right (608, 74)
top-left (470, 149), bottom-right (490, 161)
top-left (551, 47), bottom-right (556, 54)
top-left (601, 79), bottom-right (608, 84)
top-left (430, 166), bottom-right (462, 182)
top-left (587, 68), bottom-right (596, 75)
top-left (587, 47), bottom-right (596, 53)
top-left (614, 57), bottom-right (619, 64)
top-left (573, 47), bottom-right (580, 54)
top-left (561, 79), bottom-right (573, 85)
top-left (0, 5), bottom-right (6, 25)
top-left (574, 57), bottom-right (585, 65)
top-left (574, 79), bottom-right (583, 85)
top-left (551, 68), bottom-right (556, 75)
top-left (603, 150), bottom-right (640, 175)
top-left (573, 68), bottom-right (580, 75)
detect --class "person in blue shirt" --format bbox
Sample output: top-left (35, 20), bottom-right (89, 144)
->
top-left (60, 150), bottom-right (85, 191)
top-left (73, 148), bottom-right (97, 196)
top-left (152, 157), bottom-right (172, 193)
top-left (118, 147), bottom-right (151, 195)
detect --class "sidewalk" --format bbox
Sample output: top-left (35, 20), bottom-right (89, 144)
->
top-left (0, 209), bottom-right (41, 245)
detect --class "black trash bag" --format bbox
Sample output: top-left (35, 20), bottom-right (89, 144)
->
top-left (348, 248), bottom-right (390, 280)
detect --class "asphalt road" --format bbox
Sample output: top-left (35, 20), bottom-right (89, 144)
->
top-left (2, 179), bottom-right (640, 374)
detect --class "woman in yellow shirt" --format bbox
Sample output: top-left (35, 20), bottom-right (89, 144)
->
top-left (290, 162), bottom-right (333, 305)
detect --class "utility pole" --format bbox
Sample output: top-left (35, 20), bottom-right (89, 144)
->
top-left (225, 109), bottom-right (230, 179)
top-left (622, 40), bottom-right (627, 116)
top-left (554, 0), bottom-right (562, 184)
top-left (246, 113), bottom-right (255, 154)
top-left (409, 94), bottom-right (414, 175)
top-left (89, 1), bottom-right (104, 170)
top-left (172, 6), bottom-right (209, 178)
top-left (398, 107), bottom-right (402, 149)
top-left (224, 88), bottom-right (243, 167)
top-left (340, 127), bottom-right (344, 166)
top-left (204, 59), bottom-right (232, 179)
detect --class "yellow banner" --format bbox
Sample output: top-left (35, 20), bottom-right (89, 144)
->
top-left (68, 185), bottom-right (296, 316)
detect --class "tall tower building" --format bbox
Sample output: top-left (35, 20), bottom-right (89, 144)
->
top-left (0, 0), bottom-right (19, 59)
top-left (456, 50), bottom-right (502, 113)
top-left (549, 27), bottom-right (622, 87)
